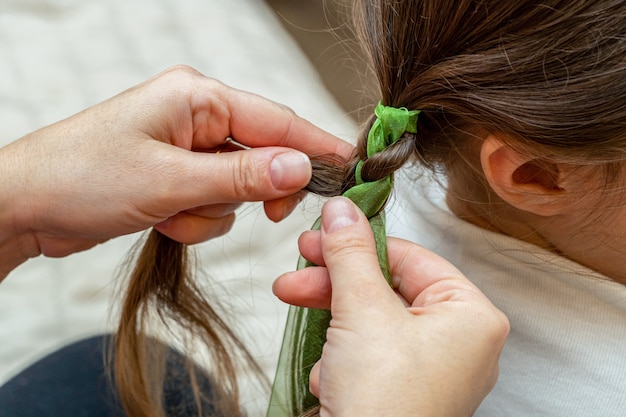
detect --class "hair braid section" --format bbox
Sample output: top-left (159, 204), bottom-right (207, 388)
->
top-left (307, 113), bottom-right (417, 198)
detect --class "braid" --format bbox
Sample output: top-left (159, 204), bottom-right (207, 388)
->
top-left (360, 133), bottom-right (416, 182)
top-left (306, 114), bottom-right (417, 198)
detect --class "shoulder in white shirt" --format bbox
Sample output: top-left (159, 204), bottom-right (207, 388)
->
top-left (386, 167), bottom-right (626, 417)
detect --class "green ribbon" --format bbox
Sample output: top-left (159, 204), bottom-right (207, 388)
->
top-left (267, 102), bottom-right (420, 416)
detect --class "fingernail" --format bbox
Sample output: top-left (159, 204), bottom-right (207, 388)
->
top-left (270, 151), bottom-right (311, 190)
top-left (281, 193), bottom-right (306, 219)
top-left (322, 197), bottom-right (359, 234)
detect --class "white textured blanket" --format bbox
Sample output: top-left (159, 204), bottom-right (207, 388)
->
top-left (0, 0), bottom-right (357, 414)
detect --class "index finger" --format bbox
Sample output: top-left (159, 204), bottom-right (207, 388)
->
top-left (387, 238), bottom-right (482, 307)
top-left (211, 81), bottom-right (355, 159)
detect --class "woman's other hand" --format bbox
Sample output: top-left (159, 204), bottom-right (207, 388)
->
top-left (273, 197), bottom-right (509, 417)
top-left (0, 66), bottom-right (352, 277)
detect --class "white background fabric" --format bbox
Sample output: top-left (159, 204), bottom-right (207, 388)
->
top-left (0, 0), bottom-right (357, 414)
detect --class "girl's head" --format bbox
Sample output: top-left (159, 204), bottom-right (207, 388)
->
top-left (353, 0), bottom-right (626, 164)
top-left (351, 0), bottom-right (626, 280)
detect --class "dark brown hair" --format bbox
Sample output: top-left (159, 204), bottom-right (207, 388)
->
top-left (113, 1), bottom-right (626, 416)
top-left (354, 0), bottom-right (626, 171)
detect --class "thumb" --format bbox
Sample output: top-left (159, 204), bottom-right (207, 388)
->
top-left (320, 197), bottom-right (398, 315)
top-left (174, 146), bottom-right (312, 207)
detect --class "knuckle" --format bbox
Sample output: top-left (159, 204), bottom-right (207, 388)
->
top-left (153, 65), bottom-right (209, 92)
top-left (228, 154), bottom-right (264, 200)
top-left (160, 64), bottom-right (202, 79)
top-left (276, 102), bottom-right (297, 117)
top-left (201, 76), bottom-right (226, 93)
top-left (494, 310), bottom-right (511, 342)
top-left (481, 305), bottom-right (510, 348)
top-left (325, 232), bottom-right (374, 260)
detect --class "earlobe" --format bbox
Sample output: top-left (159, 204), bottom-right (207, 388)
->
top-left (479, 135), bottom-right (567, 217)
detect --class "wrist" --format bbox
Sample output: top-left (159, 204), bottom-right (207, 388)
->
top-left (0, 141), bottom-right (39, 281)
top-left (0, 233), bottom-right (38, 281)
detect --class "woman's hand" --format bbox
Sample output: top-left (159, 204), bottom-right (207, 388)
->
top-left (273, 197), bottom-right (509, 417)
top-left (0, 66), bottom-right (353, 278)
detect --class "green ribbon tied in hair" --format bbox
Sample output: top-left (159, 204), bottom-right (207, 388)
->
top-left (267, 102), bottom-right (420, 416)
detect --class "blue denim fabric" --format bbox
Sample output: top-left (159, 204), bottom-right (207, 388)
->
top-left (0, 335), bottom-right (217, 417)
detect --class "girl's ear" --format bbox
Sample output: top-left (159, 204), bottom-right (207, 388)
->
top-left (480, 135), bottom-right (568, 216)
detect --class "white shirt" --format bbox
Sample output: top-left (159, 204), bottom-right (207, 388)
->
top-left (386, 168), bottom-right (626, 416)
